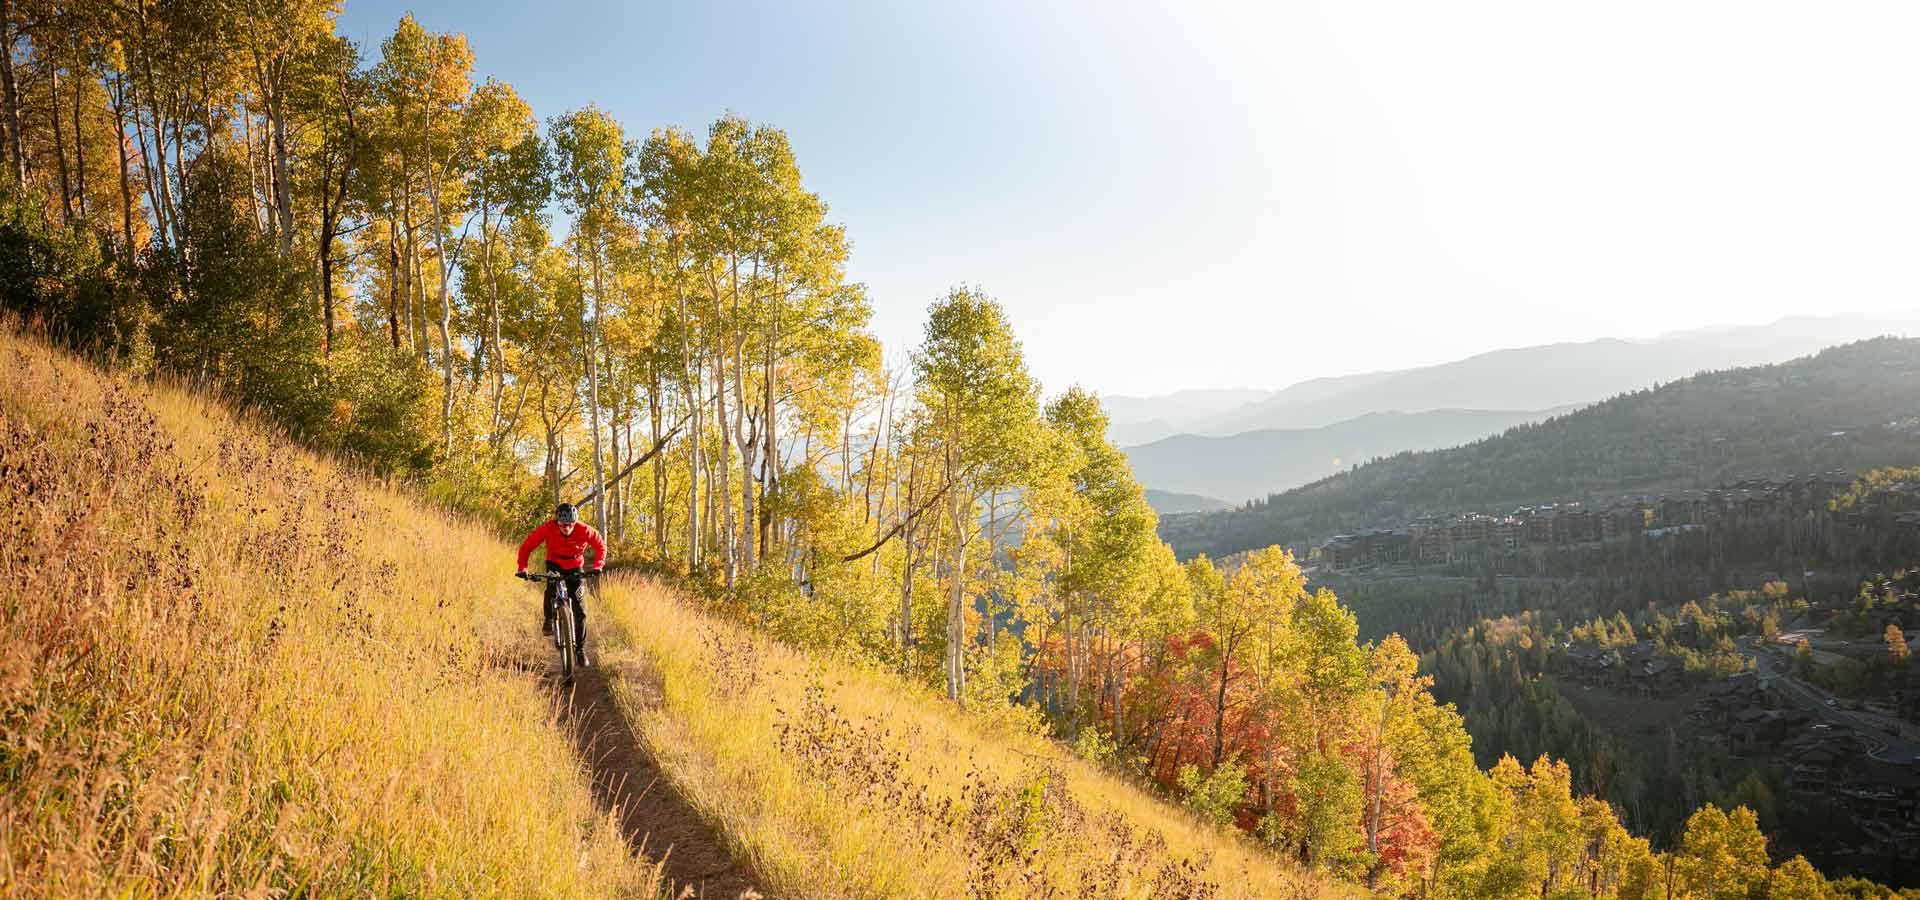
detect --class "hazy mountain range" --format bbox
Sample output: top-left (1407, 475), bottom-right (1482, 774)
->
top-left (1157, 336), bottom-right (1920, 559)
top-left (1124, 408), bottom-right (1568, 506)
top-left (1141, 489), bottom-right (1233, 515)
top-left (1114, 312), bottom-right (1920, 511)
top-left (1109, 312), bottom-right (1920, 445)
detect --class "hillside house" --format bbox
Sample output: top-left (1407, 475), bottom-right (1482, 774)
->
top-left (1786, 732), bottom-right (1860, 796)
top-left (1316, 528), bottom-right (1412, 570)
top-left (1624, 642), bottom-right (1685, 696)
top-left (1557, 642), bottom-right (1613, 684)
top-left (1699, 672), bottom-right (1768, 727)
top-left (1852, 759), bottom-right (1920, 845)
top-left (1658, 491), bottom-right (1711, 527)
top-left (1518, 506), bottom-right (1558, 544)
top-left (1729, 708), bottom-right (1809, 755)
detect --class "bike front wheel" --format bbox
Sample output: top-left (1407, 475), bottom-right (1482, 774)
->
top-left (555, 603), bottom-right (576, 683)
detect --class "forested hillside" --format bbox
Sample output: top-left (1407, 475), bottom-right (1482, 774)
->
top-left (1164, 340), bottom-right (1920, 558)
top-left (1423, 570), bottom-right (1920, 889)
top-left (0, 2), bottom-right (1902, 896)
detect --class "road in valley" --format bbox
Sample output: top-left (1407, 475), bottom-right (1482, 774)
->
top-left (1743, 637), bottom-right (1920, 764)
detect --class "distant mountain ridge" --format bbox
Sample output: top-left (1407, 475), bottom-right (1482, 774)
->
top-left (1157, 337), bottom-right (1920, 559)
top-left (1125, 407), bottom-right (1565, 506)
top-left (1101, 389), bottom-right (1271, 447)
top-left (1105, 312), bottom-right (1920, 444)
top-left (1143, 489), bottom-right (1232, 515)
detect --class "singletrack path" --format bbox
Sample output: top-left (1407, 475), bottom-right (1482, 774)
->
top-left (552, 653), bottom-right (762, 899)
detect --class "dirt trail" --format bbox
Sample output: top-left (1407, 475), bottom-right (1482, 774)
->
top-left (552, 653), bottom-right (763, 899)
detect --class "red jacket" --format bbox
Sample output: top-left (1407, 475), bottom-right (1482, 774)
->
top-left (517, 520), bottom-right (607, 572)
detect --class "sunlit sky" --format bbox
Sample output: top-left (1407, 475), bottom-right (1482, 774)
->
top-left (338, 1), bottom-right (1920, 398)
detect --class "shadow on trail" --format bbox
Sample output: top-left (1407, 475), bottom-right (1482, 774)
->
top-left (552, 656), bottom-right (763, 899)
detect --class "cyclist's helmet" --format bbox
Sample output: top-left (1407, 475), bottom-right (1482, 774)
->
top-left (555, 503), bottom-right (578, 525)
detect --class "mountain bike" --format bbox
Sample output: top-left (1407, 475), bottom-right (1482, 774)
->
top-left (517, 569), bottom-right (599, 682)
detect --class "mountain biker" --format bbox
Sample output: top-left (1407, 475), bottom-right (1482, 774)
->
top-left (516, 502), bottom-right (606, 666)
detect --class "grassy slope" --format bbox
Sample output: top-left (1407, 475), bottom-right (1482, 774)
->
top-left (590, 580), bottom-right (1371, 896)
top-left (0, 330), bottom-right (657, 897)
top-left (594, 579), bottom-right (1357, 899)
top-left (1, 328), bottom-right (1353, 898)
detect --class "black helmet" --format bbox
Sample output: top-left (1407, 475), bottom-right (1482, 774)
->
top-left (555, 503), bottom-right (578, 524)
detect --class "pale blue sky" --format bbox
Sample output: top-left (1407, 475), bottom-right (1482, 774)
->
top-left (337, 1), bottom-right (1920, 397)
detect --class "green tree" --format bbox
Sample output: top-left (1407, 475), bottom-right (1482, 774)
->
top-left (1039, 386), bottom-right (1180, 736)
top-left (373, 15), bottom-right (475, 449)
top-left (1770, 855), bottom-right (1831, 900)
top-left (221, 0), bottom-right (340, 256)
top-left (913, 287), bottom-right (1039, 702)
top-left (1676, 804), bottom-right (1769, 900)
top-left (547, 106), bottom-right (629, 527)
top-left (458, 76), bottom-right (544, 430)
top-left (1263, 748), bottom-right (1364, 873)
top-left (1179, 759), bottom-right (1248, 829)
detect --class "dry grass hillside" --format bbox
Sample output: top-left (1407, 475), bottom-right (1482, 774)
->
top-left (1, 326), bottom-right (1355, 898)
top-left (592, 581), bottom-right (1359, 899)
top-left (0, 329), bottom-right (658, 897)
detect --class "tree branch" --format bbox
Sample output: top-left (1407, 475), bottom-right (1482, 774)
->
top-left (573, 414), bottom-right (690, 506)
top-left (842, 466), bottom-right (970, 563)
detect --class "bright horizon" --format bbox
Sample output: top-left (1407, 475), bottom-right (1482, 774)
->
top-left (338, 0), bottom-right (1920, 399)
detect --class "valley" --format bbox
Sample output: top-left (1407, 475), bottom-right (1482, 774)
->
top-left (1125, 337), bottom-right (1920, 889)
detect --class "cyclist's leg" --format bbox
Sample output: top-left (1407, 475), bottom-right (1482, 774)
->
top-left (562, 568), bottom-right (587, 662)
top-left (542, 563), bottom-right (562, 633)
top-left (562, 569), bottom-right (585, 633)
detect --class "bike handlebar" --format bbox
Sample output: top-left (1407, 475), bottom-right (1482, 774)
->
top-left (516, 569), bottom-right (602, 582)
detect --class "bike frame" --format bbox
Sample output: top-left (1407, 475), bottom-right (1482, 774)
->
top-left (520, 570), bottom-right (596, 681)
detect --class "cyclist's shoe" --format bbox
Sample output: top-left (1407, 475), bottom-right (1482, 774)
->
top-left (541, 612), bottom-right (554, 637)
top-left (573, 645), bottom-right (590, 668)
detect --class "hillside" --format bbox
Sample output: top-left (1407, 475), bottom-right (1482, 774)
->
top-left (1162, 338), bottom-right (1920, 558)
top-left (596, 579), bottom-right (1351, 898)
top-left (1124, 407), bottom-right (1561, 504)
top-left (1425, 578), bottom-right (1920, 887)
top-left (0, 331), bottom-right (655, 895)
top-left (1, 329), bottom-right (1349, 898)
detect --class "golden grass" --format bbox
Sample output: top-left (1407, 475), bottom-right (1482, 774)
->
top-left (592, 578), bottom-right (1363, 899)
top-left (0, 325), bottom-right (1357, 898)
top-left (0, 330), bottom-right (659, 897)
